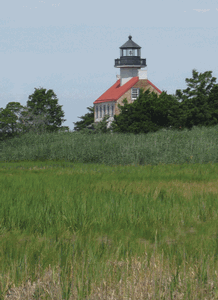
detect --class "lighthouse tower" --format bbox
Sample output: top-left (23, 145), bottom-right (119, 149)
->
top-left (114, 35), bottom-right (147, 86)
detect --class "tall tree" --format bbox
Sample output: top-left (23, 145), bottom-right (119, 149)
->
top-left (73, 106), bottom-right (94, 132)
top-left (176, 69), bottom-right (217, 129)
top-left (27, 87), bottom-right (67, 132)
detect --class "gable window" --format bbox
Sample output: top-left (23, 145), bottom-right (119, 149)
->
top-left (96, 106), bottom-right (98, 119)
top-left (131, 88), bottom-right (139, 100)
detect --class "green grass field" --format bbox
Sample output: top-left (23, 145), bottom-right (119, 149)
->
top-left (1, 126), bottom-right (218, 299)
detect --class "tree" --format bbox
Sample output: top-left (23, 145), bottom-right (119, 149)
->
top-left (110, 89), bottom-right (179, 134)
top-left (27, 87), bottom-right (67, 132)
top-left (0, 102), bottom-right (25, 140)
top-left (176, 69), bottom-right (217, 129)
top-left (73, 106), bottom-right (94, 132)
top-left (20, 108), bottom-right (50, 134)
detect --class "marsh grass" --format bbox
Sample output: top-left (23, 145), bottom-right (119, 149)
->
top-left (0, 124), bottom-right (218, 165)
top-left (1, 159), bottom-right (218, 299)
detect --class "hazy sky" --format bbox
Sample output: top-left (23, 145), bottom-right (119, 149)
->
top-left (1, 0), bottom-right (218, 130)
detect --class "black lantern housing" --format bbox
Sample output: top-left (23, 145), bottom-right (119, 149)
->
top-left (114, 35), bottom-right (147, 68)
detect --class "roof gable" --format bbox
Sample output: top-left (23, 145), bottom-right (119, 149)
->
top-left (94, 77), bottom-right (139, 104)
top-left (94, 77), bottom-right (162, 104)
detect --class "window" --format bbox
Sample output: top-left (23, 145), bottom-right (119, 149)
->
top-left (111, 105), bottom-right (114, 116)
top-left (96, 106), bottom-right (98, 119)
top-left (100, 106), bottom-right (102, 118)
top-left (103, 105), bottom-right (106, 116)
top-left (131, 88), bottom-right (139, 100)
top-left (107, 105), bottom-right (110, 116)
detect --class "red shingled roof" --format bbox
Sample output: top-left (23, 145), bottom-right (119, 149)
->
top-left (93, 77), bottom-right (161, 104)
top-left (94, 77), bottom-right (139, 104)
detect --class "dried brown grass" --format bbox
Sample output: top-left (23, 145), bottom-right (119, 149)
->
top-left (4, 251), bottom-right (218, 300)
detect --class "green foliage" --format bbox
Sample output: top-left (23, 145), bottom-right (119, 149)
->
top-left (0, 102), bottom-right (25, 141)
top-left (110, 69), bottom-right (218, 133)
top-left (110, 90), bottom-right (179, 134)
top-left (76, 110), bottom-right (112, 135)
top-left (27, 87), bottom-right (67, 133)
top-left (176, 69), bottom-right (218, 129)
top-left (0, 88), bottom-right (68, 141)
top-left (92, 114), bottom-right (112, 134)
top-left (176, 69), bottom-right (216, 101)
top-left (73, 106), bottom-right (94, 132)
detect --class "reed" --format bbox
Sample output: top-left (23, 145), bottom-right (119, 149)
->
top-left (1, 159), bottom-right (218, 299)
top-left (0, 124), bottom-right (218, 166)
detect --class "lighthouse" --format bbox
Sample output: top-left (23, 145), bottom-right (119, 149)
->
top-left (93, 36), bottom-right (162, 127)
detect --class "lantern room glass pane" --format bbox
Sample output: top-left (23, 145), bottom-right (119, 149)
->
top-left (127, 49), bottom-right (135, 56)
top-left (123, 49), bottom-right (127, 56)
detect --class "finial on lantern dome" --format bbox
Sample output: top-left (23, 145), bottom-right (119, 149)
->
top-left (128, 35), bottom-right (132, 40)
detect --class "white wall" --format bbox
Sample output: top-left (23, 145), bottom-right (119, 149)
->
top-left (138, 69), bottom-right (147, 79)
top-left (120, 68), bottom-right (139, 86)
top-left (120, 68), bottom-right (147, 85)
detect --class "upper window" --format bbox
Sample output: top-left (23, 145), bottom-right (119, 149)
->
top-left (131, 88), bottom-right (139, 100)
top-left (96, 106), bottom-right (98, 118)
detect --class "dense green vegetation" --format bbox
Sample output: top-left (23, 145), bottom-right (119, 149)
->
top-left (73, 69), bottom-right (218, 135)
top-left (2, 69), bottom-right (218, 141)
top-left (111, 69), bottom-right (218, 134)
top-left (0, 125), bottom-right (218, 299)
top-left (1, 160), bottom-right (218, 299)
top-left (0, 87), bottom-right (68, 141)
top-left (0, 125), bottom-right (218, 166)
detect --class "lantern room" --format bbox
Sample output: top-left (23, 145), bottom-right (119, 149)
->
top-left (114, 35), bottom-right (146, 68)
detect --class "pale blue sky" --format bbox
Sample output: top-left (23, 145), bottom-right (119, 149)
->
top-left (0, 0), bottom-right (218, 130)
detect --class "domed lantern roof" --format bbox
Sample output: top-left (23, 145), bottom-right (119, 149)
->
top-left (120, 35), bottom-right (141, 49)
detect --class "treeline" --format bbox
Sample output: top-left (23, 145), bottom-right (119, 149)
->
top-left (1, 69), bottom-right (218, 142)
top-left (74, 69), bottom-right (218, 134)
top-left (0, 87), bottom-right (69, 141)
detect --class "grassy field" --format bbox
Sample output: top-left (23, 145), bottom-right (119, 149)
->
top-left (1, 126), bottom-right (218, 299)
